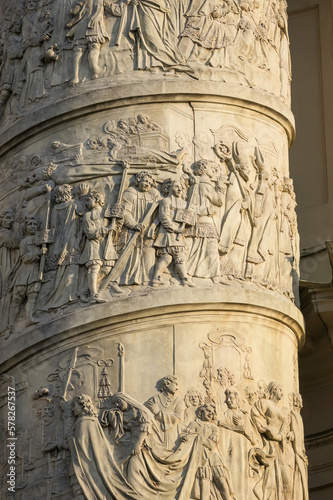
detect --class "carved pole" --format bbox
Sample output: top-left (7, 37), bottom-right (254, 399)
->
top-left (104, 161), bottom-right (130, 260)
top-left (62, 347), bottom-right (78, 400)
top-left (118, 342), bottom-right (125, 393)
top-left (175, 179), bottom-right (198, 241)
top-left (38, 189), bottom-right (52, 281)
top-left (100, 201), bottom-right (159, 291)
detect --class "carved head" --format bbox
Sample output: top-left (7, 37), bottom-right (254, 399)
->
top-left (9, 20), bottom-right (22, 34)
top-left (175, 131), bottom-right (190, 149)
top-left (135, 171), bottom-right (155, 192)
top-left (25, 215), bottom-right (41, 235)
top-left (72, 395), bottom-right (98, 418)
top-left (113, 396), bottom-right (128, 412)
top-left (292, 392), bottom-right (303, 411)
top-left (86, 189), bottom-right (105, 210)
top-left (26, 0), bottom-right (37, 12)
top-left (257, 379), bottom-right (268, 399)
top-left (245, 386), bottom-right (257, 406)
top-left (268, 381), bottom-right (283, 402)
top-left (197, 402), bottom-right (217, 422)
top-left (160, 177), bottom-right (186, 198)
top-left (117, 119), bottom-right (129, 131)
top-left (158, 375), bottom-right (179, 396)
top-left (54, 185), bottom-right (73, 203)
top-left (137, 114), bottom-right (149, 125)
top-left (0, 208), bottom-right (15, 229)
top-left (184, 389), bottom-right (204, 408)
top-left (217, 367), bottom-right (235, 387)
top-left (225, 388), bottom-right (240, 409)
top-left (192, 160), bottom-right (209, 177)
top-left (192, 160), bottom-right (219, 180)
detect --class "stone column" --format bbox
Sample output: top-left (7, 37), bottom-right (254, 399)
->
top-left (0, 1), bottom-right (308, 499)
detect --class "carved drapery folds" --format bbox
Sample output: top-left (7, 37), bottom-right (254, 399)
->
top-left (8, 332), bottom-right (306, 499)
top-left (0, 0), bottom-right (291, 121)
top-left (0, 115), bottom-right (299, 336)
top-left (0, 3), bottom-right (305, 500)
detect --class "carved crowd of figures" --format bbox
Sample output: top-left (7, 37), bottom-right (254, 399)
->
top-left (0, 117), bottom-right (299, 335)
top-left (27, 355), bottom-right (308, 500)
top-left (0, 0), bottom-right (291, 119)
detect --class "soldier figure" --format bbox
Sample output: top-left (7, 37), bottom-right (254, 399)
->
top-left (7, 216), bottom-right (46, 334)
top-left (152, 177), bottom-right (194, 287)
top-left (80, 189), bottom-right (118, 303)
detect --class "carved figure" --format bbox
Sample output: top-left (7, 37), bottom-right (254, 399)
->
top-left (234, 0), bottom-right (259, 65)
top-left (184, 389), bottom-right (204, 424)
top-left (20, 172), bottom-right (54, 219)
top-left (219, 142), bottom-right (254, 279)
top-left (145, 375), bottom-right (184, 451)
top-left (80, 189), bottom-right (117, 303)
top-left (43, 0), bottom-right (73, 88)
top-left (120, 171), bottom-right (160, 286)
top-left (7, 216), bottom-right (45, 333)
top-left (20, 0), bottom-right (51, 106)
top-left (129, 0), bottom-right (188, 74)
top-left (135, 113), bottom-right (163, 133)
top-left (235, 0), bottom-right (270, 70)
top-left (0, 20), bottom-right (24, 117)
top-left (221, 388), bottom-right (257, 444)
top-left (68, 394), bottom-right (141, 499)
top-left (223, 0), bottom-right (241, 69)
top-left (251, 381), bottom-right (294, 500)
top-left (66, 0), bottom-right (110, 84)
top-left (173, 131), bottom-right (194, 171)
top-left (245, 385), bottom-right (257, 409)
top-left (179, 0), bottom-right (228, 67)
top-left (279, 177), bottom-right (298, 299)
top-left (276, 0), bottom-right (291, 101)
top-left (37, 185), bottom-right (81, 311)
top-left (101, 392), bottom-right (182, 497)
top-left (179, 402), bottom-right (236, 500)
top-left (247, 155), bottom-right (275, 265)
top-left (219, 388), bottom-right (258, 498)
top-left (257, 379), bottom-right (268, 400)
top-left (206, 366), bottom-right (235, 419)
top-left (290, 393), bottom-right (309, 500)
top-left (152, 177), bottom-right (194, 287)
top-left (186, 160), bottom-right (225, 282)
top-left (0, 209), bottom-right (20, 333)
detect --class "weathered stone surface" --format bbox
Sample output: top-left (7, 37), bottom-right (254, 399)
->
top-left (0, 2), bottom-right (308, 499)
top-left (0, 0), bottom-right (291, 126)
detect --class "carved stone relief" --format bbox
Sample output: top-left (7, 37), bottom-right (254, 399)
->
top-left (3, 329), bottom-right (307, 499)
top-left (0, 114), bottom-right (299, 337)
top-left (0, 0), bottom-right (291, 123)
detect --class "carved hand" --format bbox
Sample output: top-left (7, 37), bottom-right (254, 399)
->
top-left (232, 415), bottom-right (243, 427)
top-left (134, 223), bottom-right (145, 232)
top-left (286, 431), bottom-right (294, 442)
top-left (132, 445), bottom-right (142, 456)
